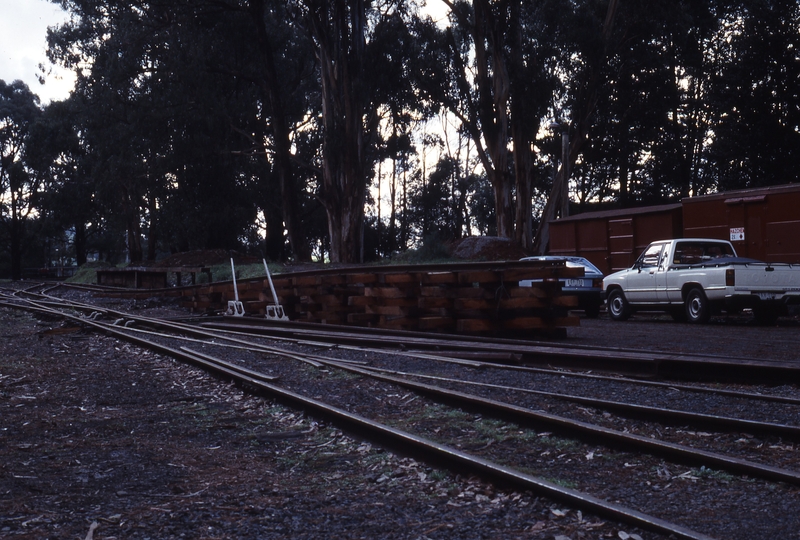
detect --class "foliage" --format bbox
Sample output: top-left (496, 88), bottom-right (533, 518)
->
top-left (1, 0), bottom-right (795, 277)
top-left (0, 80), bottom-right (42, 279)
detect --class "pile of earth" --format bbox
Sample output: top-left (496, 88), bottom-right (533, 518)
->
top-left (449, 236), bottom-right (530, 261)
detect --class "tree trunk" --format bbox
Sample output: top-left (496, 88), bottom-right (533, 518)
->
top-left (249, 0), bottom-right (310, 262)
top-left (509, 0), bottom-right (533, 250)
top-left (532, 0), bottom-right (620, 254)
top-left (308, 0), bottom-right (374, 263)
top-left (74, 222), bottom-right (87, 266)
top-left (389, 143), bottom-right (398, 253)
top-left (122, 184), bottom-right (143, 263)
top-left (474, 0), bottom-right (513, 239)
top-left (10, 214), bottom-right (22, 281)
top-left (146, 191), bottom-right (158, 262)
top-left (444, 0), bottom-right (514, 240)
top-left (127, 223), bottom-right (143, 264)
top-left (263, 199), bottom-right (285, 260)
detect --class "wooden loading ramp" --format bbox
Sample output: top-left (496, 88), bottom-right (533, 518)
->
top-left (176, 260), bottom-right (583, 336)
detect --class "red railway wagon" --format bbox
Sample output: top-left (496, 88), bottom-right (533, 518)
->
top-left (548, 183), bottom-right (800, 271)
top-left (548, 203), bottom-right (683, 275)
top-left (682, 184), bottom-right (800, 264)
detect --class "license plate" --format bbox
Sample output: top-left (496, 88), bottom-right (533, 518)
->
top-left (565, 279), bottom-right (584, 288)
top-left (757, 292), bottom-right (777, 301)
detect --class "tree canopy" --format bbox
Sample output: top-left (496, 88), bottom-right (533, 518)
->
top-left (1, 0), bottom-right (798, 276)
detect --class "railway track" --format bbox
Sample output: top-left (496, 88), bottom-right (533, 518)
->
top-left (2, 283), bottom-right (799, 538)
top-left (197, 316), bottom-right (800, 383)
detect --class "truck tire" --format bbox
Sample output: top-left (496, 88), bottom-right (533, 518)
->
top-left (685, 288), bottom-right (710, 324)
top-left (607, 289), bottom-right (631, 321)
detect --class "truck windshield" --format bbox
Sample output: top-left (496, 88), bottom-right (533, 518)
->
top-left (672, 242), bottom-right (735, 265)
top-left (635, 244), bottom-right (665, 268)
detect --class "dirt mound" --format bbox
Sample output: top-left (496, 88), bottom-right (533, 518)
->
top-left (450, 236), bottom-right (529, 261)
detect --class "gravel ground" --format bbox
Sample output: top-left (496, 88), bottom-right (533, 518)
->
top-left (2, 288), bottom-right (799, 539)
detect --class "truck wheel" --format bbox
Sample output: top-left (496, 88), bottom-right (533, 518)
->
top-left (607, 289), bottom-right (631, 321)
top-left (685, 288), bottom-right (710, 324)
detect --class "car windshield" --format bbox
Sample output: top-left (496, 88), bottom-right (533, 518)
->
top-left (635, 244), bottom-right (665, 268)
top-left (521, 257), bottom-right (602, 275)
top-left (672, 242), bottom-right (735, 265)
top-left (564, 258), bottom-right (602, 274)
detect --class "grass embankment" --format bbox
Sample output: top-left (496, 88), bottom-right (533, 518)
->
top-left (65, 241), bottom-right (456, 286)
top-left (66, 261), bottom-right (293, 286)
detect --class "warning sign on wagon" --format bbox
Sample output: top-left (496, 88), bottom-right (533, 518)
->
top-left (730, 227), bottom-right (745, 241)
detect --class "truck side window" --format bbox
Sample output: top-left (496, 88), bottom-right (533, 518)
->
top-left (674, 244), bottom-right (703, 265)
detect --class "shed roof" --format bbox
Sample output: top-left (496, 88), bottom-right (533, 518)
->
top-left (681, 183), bottom-right (800, 204)
top-left (551, 203), bottom-right (682, 223)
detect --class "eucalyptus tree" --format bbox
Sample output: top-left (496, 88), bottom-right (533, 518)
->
top-left (46, 0), bottom-right (275, 261)
top-left (49, 0), bottom-right (410, 263)
top-left (531, 0), bottom-right (621, 254)
top-left (25, 96), bottom-right (96, 266)
top-left (569, 0), bottom-right (721, 205)
top-left (48, 1), bottom-right (176, 262)
top-left (414, 0), bottom-right (558, 249)
top-left (371, 8), bottom-right (430, 256)
top-left (298, 0), bottom-right (424, 263)
top-left (246, 0), bottom-right (321, 261)
top-left (641, 1), bottom-right (721, 200)
top-left (706, 0), bottom-right (800, 190)
top-left (408, 156), bottom-right (458, 240)
top-left (555, 0), bottom-right (796, 207)
top-left (0, 80), bottom-right (42, 279)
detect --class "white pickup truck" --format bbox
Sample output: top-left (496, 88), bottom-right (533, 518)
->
top-left (602, 238), bottom-right (800, 324)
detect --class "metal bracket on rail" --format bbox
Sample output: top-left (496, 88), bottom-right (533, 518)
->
top-left (225, 258), bottom-right (245, 317)
top-left (263, 259), bottom-right (289, 321)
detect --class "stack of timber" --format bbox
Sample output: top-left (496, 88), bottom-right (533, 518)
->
top-left (178, 260), bottom-right (583, 336)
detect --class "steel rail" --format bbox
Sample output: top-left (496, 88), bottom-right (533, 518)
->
top-left (200, 320), bottom-right (800, 406)
top-left (31, 297), bottom-right (799, 488)
top-left (6, 294), bottom-right (800, 483)
top-left (126, 323), bottom-right (484, 368)
top-left (199, 315), bottom-right (792, 364)
top-left (0, 292), bottom-right (329, 369)
top-left (307, 358), bottom-right (800, 487)
top-left (183, 326), bottom-right (800, 442)
top-left (349, 364), bottom-right (800, 440)
top-left (0, 293), bottom-right (716, 539)
top-left (8, 288), bottom-right (491, 369)
top-left (0, 297), bottom-right (281, 382)
top-left (56, 306), bottom-right (800, 444)
top-left (11, 286), bottom-right (800, 406)
top-left (7, 292), bottom-right (800, 448)
top-left (201, 320), bottom-right (800, 383)
top-left (6, 289), bottom-right (800, 413)
top-left (212, 371), bottom-right (717, 540)
top-left (3, 291), bottom-right (490, 377)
